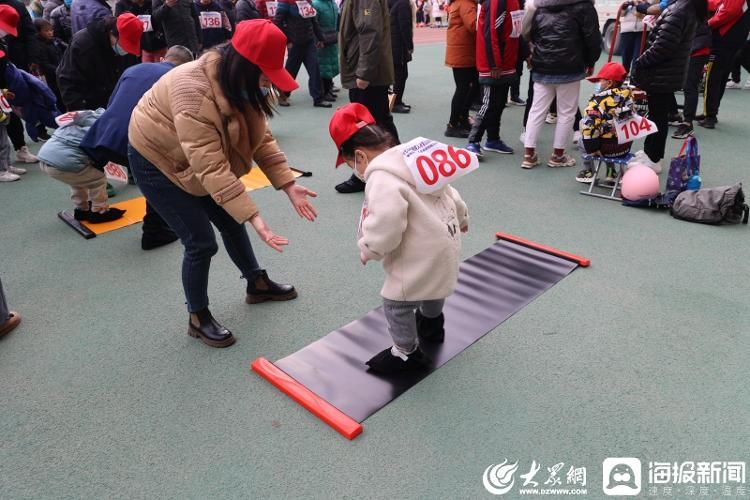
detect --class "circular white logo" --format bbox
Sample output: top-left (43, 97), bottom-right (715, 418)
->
top-left (482, 460), bottom-right (519, 495)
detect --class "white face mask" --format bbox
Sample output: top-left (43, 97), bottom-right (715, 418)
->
top-left (352, 151), bottom-right (368, 181)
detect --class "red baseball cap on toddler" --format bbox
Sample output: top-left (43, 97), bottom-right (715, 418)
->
top-left (0, 5), bottom-right (20, 38)
top-left (329, 103), bottom-right (376, 167)
top-left (116, 13), bottom-right (143, 56)
top-left (232, 20), bottom-right (299, 93)
top-left (587, 62), bottom-right (628, 83)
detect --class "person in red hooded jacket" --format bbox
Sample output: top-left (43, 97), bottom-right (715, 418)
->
top-left (699, 0), bottom-right (750, 128)
top-left (463, 0), bottom-right (519, 158)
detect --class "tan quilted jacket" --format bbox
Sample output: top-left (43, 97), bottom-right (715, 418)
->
top-left (128, 51), bottom-right (297, 223)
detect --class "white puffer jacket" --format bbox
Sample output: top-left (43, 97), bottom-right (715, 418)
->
top-left (358, 146), bottom-right (470, 302)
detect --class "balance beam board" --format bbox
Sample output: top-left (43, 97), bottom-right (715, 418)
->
top-left (253, 233), bottom-right (589, 439)
top-left (61, 169), bottom-right (308, 238)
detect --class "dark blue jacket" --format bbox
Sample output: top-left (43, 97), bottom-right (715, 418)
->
top-left (194, 1), bottom-right (231, 49)
top-left (4, 63), bottom-right (60, 141)
top-left (80, 61), bottom-right (174, 167)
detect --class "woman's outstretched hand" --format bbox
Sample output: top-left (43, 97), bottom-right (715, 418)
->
top-left (250, 214), bottom-right (289, 253)
top-left (283, 182), bottom-right (318, 221)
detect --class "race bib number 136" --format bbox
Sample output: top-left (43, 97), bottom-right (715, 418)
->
top-left (401, 137), bottom-right (479, 194)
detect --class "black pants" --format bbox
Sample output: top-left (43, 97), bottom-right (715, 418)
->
top-left (449, 67), bottom-right (477, 125)
top-left (644, 92), bottom-right (673, 162)
top-left (393, 62), bottom-right (408, 105)
top-left (705, 30), bottom-right (748, 118)
top-left (349, 86), bottom-right (400, 143)
top-left (468, 83), bottom-right (509, 144)
top-left (322, 77), bottom-right (334, 96)
top-left (285, 41), bottom-right (323, 101)
top-left (7, 113), bottom-right (25, 150)
top-left (620, 31), bottom-right (644, 75)
top-left (509, 55), bottom-right (523, 100)
top-left (683, 55), bottom-right (709, 122)
top-left (731, 39), bottom-right (750, 81)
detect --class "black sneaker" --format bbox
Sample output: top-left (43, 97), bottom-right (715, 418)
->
top-left (672, 122), bottom-right (693, 139)
top-left (698, 116), bottom-right (717, 129)
top-left (322, 92), bottom-right (337, 102)
top-left (507, 96), bottom-right (526, 106)
top-left (575, 168), bottom-right (595, 183)
top-left (246, 270), bottom-right (297, 304)
top-left (444, 123), bottom-right (470, 138)
top-left (335, 174), bottom-right (365, 193)
top-left (87, 207), bottom-right (126, 223)
top-left (141, 230), bottom-right (179, 250)
top-left (73, 208), bottom-right (89, 221)
top-left (392, 103), bottom-right (411, 114)
top-left (366, 346), bottom-right (432, 374)
top-left (668, 112), bottom-right (684, 126)
top-left (416, 311), bottom-right (445, 343)
top-left (314, 100), bottom-right (332, 108)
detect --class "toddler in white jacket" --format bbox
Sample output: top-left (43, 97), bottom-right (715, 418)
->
top-left (329, 104), bottom-right (470, 374)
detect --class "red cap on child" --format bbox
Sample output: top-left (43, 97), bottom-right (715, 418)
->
top-left (587, 62), bottom-right (628, 83)
top-left (329, 103), bottom-right (376, 168)
top-left (0, 5), bottom-right (20, 38)
top-left (232, 20), bottom-right (299, 93)
top-left (116, 13), bottom-right (144, 56)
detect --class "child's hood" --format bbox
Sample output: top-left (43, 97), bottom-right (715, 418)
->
top-left (363, 145), bottom-right (451, 197)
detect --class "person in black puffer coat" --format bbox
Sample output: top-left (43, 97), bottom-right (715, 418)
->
top-left (632, 0), bottom-right (705, 167)
top-left (115, 0), bottom-right (168, 61)
top-left (56, 16), bottom-right (140, 110)
top-left (389, 0), bottom-right (413, 114)
top-left (273, 0), bottom-right (329, 107)
top-left (521, 0), bottom-right (601, 169)
top-left (235, 0), bottom-right (260, 20)
top-left (673, 19), bottom-right (711, 139)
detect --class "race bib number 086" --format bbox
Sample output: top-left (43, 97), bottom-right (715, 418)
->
top-left (614, 113), bottom-right (658, 145)
top-left (401, 137), bottom-right (479, 194)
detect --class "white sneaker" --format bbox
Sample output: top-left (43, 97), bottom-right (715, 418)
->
top-left (744, 79), bottom-right (750, 90)
top-left (546, 112), bottom-right (557, 124)
top-left (725, 80), bottom-right (741, 89)
top-left (573, 130), bottom-right (582, 144)
top-left (14, 146), bottom-right (38, 163)
top-left (628, 150), bottom-right (662, 174)
top-left (8, 166), bottom-right (26, 175)
top-left (0, 170), bottom-right (20, 182)
top-left (519, 128), bottom-right (526, 144)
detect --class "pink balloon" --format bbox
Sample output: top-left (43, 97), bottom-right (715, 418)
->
top-left (621, 164), bottom-right (660, 201)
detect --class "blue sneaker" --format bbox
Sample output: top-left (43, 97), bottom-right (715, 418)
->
top-left (483, 139), bottom-right (514, 154)
top-left (465, 142), bottom-right (483, 159)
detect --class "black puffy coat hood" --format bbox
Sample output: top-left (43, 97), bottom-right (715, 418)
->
top-left (529, 0), bottom-right (602, 75)
top-left (633, 0), bottom-right (698, 93)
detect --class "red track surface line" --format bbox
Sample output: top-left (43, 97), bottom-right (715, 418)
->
top-left (251, 357), bottom-right (364, 440)
top-left (495, 232), bottom-right (591, 268)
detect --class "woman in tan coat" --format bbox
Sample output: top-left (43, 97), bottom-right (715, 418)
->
top-left (128, 19), bottom-right (318, 348)
top-left (444, 0), bottom-right (477, 138)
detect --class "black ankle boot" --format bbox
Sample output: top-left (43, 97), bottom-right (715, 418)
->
top-left (188, 308), bottom-right (235, 348)
top-left (416, 310), bottom-right (445, 343)
top-left (335, 174), bottom-right (366, 194)
top-left (245, 270), bottom-right (297, 304)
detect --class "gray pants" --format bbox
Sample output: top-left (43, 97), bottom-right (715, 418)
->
top-left (0, 277), bottom-right (9, 322)
top-left (0, 124), bottom-right (11, 172)
top-left (383, 298), bottom-right (445, 353)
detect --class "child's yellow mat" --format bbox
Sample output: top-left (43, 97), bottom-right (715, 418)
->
top-left (60, 169), bottom-right (308, 238)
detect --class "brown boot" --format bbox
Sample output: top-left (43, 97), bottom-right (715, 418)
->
top-left (0, 311), bottom-right (21, 337)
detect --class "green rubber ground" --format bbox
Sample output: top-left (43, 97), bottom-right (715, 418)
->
top-left (1, 42), bottom-right (748, 499)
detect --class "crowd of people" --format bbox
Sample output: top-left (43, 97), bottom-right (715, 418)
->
top-left (1, 0), bottom-right (749, 369)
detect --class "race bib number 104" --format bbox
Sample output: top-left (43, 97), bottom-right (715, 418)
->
top-left (614, 113), bottom-right (658, 145)
top-left (401, 137), bottom-right (479, 194)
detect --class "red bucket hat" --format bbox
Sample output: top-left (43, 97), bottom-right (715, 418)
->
top-left (329, 103), bottom-right (376, 168)
top-left (116, 13), bottom-right (143, 56)
top-left (0, 5), bottom-right (20, 38)
top-left (587, 62), bottom-right (628, 83)
top-left (232, 20), bottom-right (299, 93)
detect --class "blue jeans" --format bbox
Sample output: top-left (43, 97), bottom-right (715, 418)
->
top-left (128, 145), bottom-right (261, 312)
top-left (285, 41), bottom-right (322, 101)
